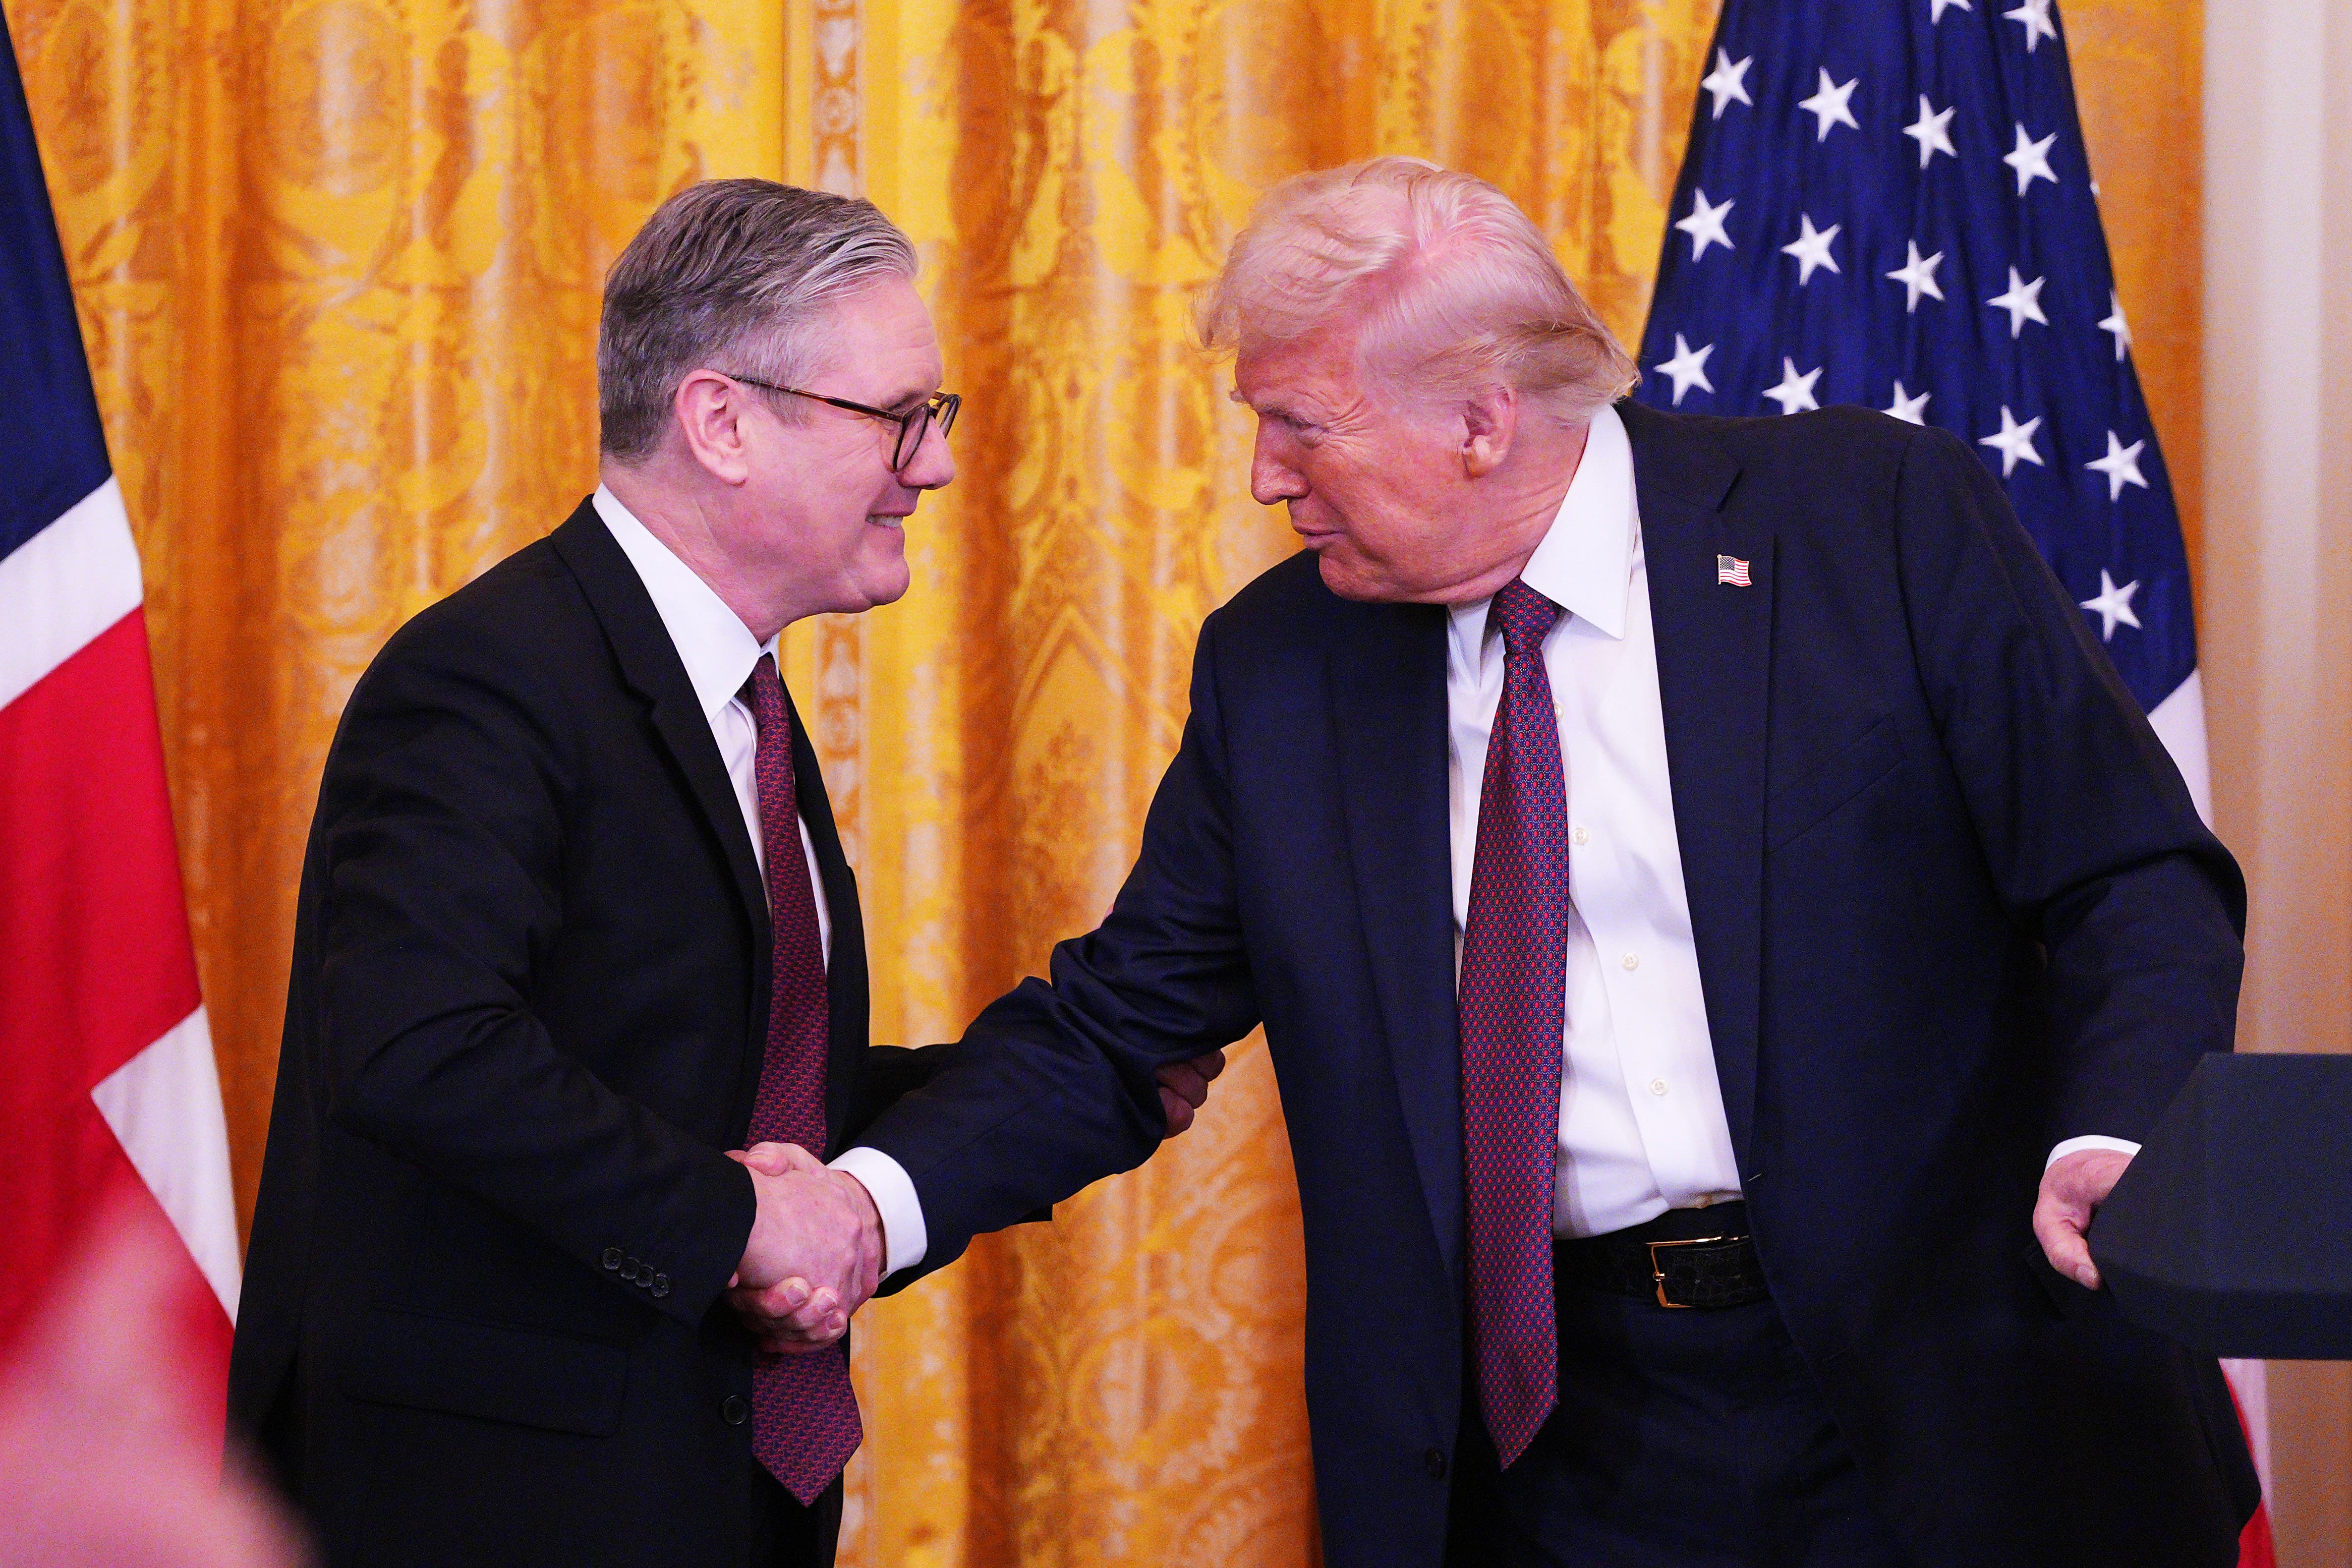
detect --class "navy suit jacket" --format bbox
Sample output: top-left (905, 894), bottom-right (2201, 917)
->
top-left (858, 401), bottom-right (2259, 1567)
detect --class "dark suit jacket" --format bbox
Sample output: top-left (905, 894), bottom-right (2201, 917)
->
top-left (854, 401), bottom-right (2261, 1568)
top-left (230, 498), bottom-right (937, 1566)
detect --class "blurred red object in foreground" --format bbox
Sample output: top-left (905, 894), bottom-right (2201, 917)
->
top-left (0, 1200), bottom-right (302, 1566)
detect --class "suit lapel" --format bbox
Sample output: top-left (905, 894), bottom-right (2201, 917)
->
top-left (549, 497), bottom-right (774, 987)
top-left (1621, 402), bottom-right (1769, 1167)
top-left (1329, 599), bottom-right (1466, 1280)
top-left (784, 684), bottom-right (871, 1156)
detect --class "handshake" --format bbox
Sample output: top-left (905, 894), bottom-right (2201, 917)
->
top-left (724, 1142), bottom-right (884, 1356)
top-left (722, 1050), bottom-right (1227, 1354)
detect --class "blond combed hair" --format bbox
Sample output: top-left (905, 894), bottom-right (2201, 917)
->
top-left (1200, 158), bottom-right (1638, 421)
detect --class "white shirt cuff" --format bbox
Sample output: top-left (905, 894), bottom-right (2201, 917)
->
top-left (2047, 1135), bottom-right (2143, 1169)
top-left (828, 1146), bottom-right (928, 1278)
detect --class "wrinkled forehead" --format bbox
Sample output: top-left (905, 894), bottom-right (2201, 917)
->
top-left (1232, 317), bottom-right (1371, 405)
top-left (803, 276), bottom-right (945, 395)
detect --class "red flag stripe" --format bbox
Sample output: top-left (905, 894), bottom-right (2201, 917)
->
top-left (0, 608), bottom-right (220, 1352)
top-left (0, 608), bottom-right (202, 1076)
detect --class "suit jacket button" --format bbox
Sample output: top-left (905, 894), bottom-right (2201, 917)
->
top-left (722, 1396), bottom-right (749, 1426)
top-left (1424, 1448), bottom-right (1448, 1480)
top-left (652, 1274), bottom-right (672, 1298)
top-left (623, 1257), bottom-right (642, 1282)
top-left (601, 1247), bottom-right (623, 1271)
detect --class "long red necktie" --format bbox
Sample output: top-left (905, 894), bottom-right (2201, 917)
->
top-left (740, 653), bottom-right (862, 1504)
top-left (1457, 579), bottom-right (1569, 1468)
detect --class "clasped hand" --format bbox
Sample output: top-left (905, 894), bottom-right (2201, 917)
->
top-left (725, 1050), bottom-right (1228, 1354)
top-left (726, 1143), bottom-right (880, 1356)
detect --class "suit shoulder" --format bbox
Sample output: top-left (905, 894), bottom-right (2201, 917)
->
top-left (372, 534), bottom-right (587, 684)
top-left (1668, 403), bottom-right (1920, 470)
top-left (1199, 548), bottom-right (1369, 666)
top-left (1212, 549), bottom-right (1327, 630)
top-left (346, 532), bottom-right (612, 750)
top-left (1629, 401), bottom-right (1970, 529)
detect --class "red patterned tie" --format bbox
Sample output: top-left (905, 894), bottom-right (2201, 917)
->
top-left (1458, 579), bottom-right (1568, 1468)
top-left (740, 653), bottom-right (862, 1504)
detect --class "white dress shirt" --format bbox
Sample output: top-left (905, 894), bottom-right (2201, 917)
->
top-left (1446, 408), bottom-right (1745, 1239)
top-left (594, 486), bottom-right (927, 1276)
top-left (1444, 411), bottom-right (2134, 1242)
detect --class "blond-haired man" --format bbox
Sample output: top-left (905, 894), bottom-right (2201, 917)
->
top-left (845, 159), bottom-right (2257, 1567)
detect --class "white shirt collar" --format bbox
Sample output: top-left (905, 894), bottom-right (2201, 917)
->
top-left (593, 484), bottom-right (777, 722)
top-left (1449, 400), bottom-right (1637, 647)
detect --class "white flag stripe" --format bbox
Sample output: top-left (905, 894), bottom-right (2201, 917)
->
top-left (90, 1006), bottom-right (243, 1320)
top-left (2222, 1359), bottom-right (2271, 1495)
top-left (0, 475), bottom-right (145, 712)
top-left (2145, 667), bottom-right (2212, 829)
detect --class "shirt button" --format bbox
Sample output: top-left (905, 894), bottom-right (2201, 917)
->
top-left (1622, 953), bottom-right (1640, 971)
top-left (1572, 826), bottom-right (1590, 846)
top-left (1649, 1078), bottom-right (1669, 1096)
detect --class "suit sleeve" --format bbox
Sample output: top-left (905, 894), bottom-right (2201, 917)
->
top-left (1891, 424), bottom-right (2246, 1145)
top-left (847, 611), bottom-right (1264, 1282)
top-left (316, 618), bottom-right (753, 1328)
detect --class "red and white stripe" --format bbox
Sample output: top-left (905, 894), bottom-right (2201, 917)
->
top-left (0, 474), bottom-right (238, 1437)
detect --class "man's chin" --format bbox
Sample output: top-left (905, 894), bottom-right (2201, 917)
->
top-left (1314, 548), bottom-right (1401, 604)
top-left (849, 528), bottom-right (912, 608)
top-left (855, 556), bottom-right (912, 610)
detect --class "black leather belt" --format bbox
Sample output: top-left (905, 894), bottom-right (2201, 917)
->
top-left (1553, 1202), bottom-right (1768, 1310)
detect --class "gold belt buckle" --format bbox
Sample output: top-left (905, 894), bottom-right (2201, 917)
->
top-left (1646, 1235), bottom-right (1733, 1310)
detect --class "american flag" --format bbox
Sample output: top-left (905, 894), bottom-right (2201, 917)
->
top-left (1717, 554), bottom-right (1754, 587)
top-left (1632, 0), bottom-right (2208, 822)
top-left (1632, 4), bottom-right (2264, 1560)
top-left (0, 2), bottom-right (238, 1425)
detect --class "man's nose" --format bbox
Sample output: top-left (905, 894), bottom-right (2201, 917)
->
top-left (1250, 438), bottom-right (1305, 507)
top-left (903, 417), bottom-right (956, 489)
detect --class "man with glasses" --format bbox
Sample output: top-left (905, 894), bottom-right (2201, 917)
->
top-left (230, 179), bottom-right (1217, 1568)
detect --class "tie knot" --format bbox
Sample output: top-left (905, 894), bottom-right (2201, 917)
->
top-left (740, 651), bottom-right (784, 724)
top-left (1489, 579), bottom-right (1560, 660)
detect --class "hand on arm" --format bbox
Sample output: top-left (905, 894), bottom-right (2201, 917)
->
top-left (726, 1143), bottom-right (884, 1354)
top-left (2033, 1147), bottom-right (2133, 1290)
top-left (1154, 1049), bottom-right (1228, 1137)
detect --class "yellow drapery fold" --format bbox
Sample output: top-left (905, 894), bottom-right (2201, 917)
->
top-left (12, 0), bottom-right (2197, 1562)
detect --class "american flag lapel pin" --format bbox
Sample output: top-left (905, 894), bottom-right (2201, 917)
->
top-left (1716, 554), bottom-right (1753, 588)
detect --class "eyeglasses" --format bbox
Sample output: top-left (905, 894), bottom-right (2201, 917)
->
top-left (722, 373), bottom-right (960, 473)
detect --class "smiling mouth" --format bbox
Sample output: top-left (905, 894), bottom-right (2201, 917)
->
top-left (869, 514), bottom-right (909, 529)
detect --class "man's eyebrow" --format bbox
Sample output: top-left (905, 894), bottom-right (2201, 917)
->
top-left (1232, 388), bottom-right (1308, 420)
top-left (875, 383), bottom-right (939, 411)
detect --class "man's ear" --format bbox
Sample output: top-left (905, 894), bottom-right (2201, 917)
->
top-left (1462, 384), bottom-right (1518, 478)
top-left (673, 370), bottom-right (756, 486)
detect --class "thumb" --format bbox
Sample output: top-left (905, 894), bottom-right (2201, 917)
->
top-left (741, 1141), bottom-right (823, 1176)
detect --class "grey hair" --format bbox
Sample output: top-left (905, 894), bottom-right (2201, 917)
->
top-left (1200, 158), bottom-right (1637, 421)
top-left (599, 179), bottom-right (919, 461)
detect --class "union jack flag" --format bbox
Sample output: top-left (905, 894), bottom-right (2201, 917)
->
top-left (0, 1), bottom-right (238, 1431)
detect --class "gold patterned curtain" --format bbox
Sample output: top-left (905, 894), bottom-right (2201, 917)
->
top-left (12, 0), bottom-right (2197, 1561)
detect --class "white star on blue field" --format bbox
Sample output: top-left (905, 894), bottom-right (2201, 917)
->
top-left (1633, 0), bottom-right (2196, 716)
